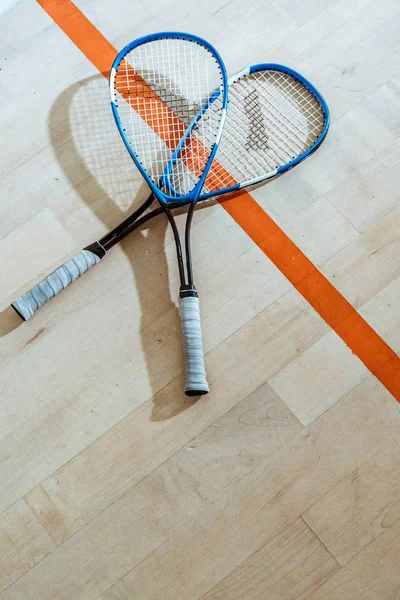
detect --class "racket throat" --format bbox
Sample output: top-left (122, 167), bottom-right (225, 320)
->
top-left (83, 241), bottom-right (107, 259)
top-left (179, 284), bottom-right (198, 299)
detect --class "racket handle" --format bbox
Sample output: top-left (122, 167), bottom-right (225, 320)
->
top-left (179, 291), bottom-right (209, 396)
top-left (11, 244), bottom-right (105, 321)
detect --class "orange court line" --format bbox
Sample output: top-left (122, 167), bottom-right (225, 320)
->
top-left (114, 63), bottom-right (237, 186)
top-left (36, 0), bottom-right (400, 401)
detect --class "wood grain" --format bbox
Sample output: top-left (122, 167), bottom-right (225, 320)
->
top-left (303, 452), bottom-right (400, 566)
top-left (25, 291), bottom-right (322, 545)
top-left (0, 501), bottom-right (54, 593)
top-left (307, 517), bottom-right (400, 599)
top-left (1, 0), bottom-right (400, 597)
top-left (202, 518), bottom-right (339, 600)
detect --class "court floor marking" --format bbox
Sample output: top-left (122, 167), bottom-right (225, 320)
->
top-left (35, 0), bottom-right (400, 401)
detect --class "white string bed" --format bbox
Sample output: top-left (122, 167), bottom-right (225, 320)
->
top-left (204, 69), bottom-right (326, 190)
top-left (113, 38), bottom-right (225, 196)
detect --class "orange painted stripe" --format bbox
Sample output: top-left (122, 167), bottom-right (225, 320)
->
top-left (36, 0), bottom-right (400, 401)
top-left (37, 0), bottom-right (116, 76)
top-left (114, 65), bottom-right (188, 147)
top-left (113, 57), bottom-right (239, 187)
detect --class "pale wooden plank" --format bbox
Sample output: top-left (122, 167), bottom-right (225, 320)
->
top-left (266, 0), bottom-right (393, 67)
top-left (0, 139), bottom-right (78, 241)
top-left (92, 385), bottom-right (302, 600)
top-left (168, 382), bottom-right (303, 497)
top-left (251, 163), bottom-right (326, 229)
top-left (307, 95), bottom-right (399, 200)
top-left (271, 0), bottom-right (336, 27)
top-left (0, 15), bottom-right (100, 240)
top-left (0, 500), bottom-right (54, 593)
top-left (283, 196), bottom-right (359, 266)
top-left (295, 0), bottom-right (400, 79)
top-left (326, 140), bottom-right (400, 233)
top-left (306, 517), bottom-right (400, 599)
top-left (79, 0), bottom-right (296, 77)
top-left (201, 518), bottom-right (339, 600)
top-left (303, 12), bottom-right (400, 116)
top-left (1, 488), bottom-right (170, 600)
top-left (359, 273), bottom-right (400, 353)
top-left (1, 382), bottom-right (301, 600)
top-left (364, 76), bottom-right (400, 136)
top-left (300, 278), bottom-right (400, 565)
top-left (269, 332), bottom-right (368, 425)
top-left (46, 376), bottom-right (398, 600)
top-left (320, 204), bottom-right (400, 310)
top-left (97, 591), bottom-right (122, 600)
top-left (303, 455), bottom-right (400, 566)
top-left (25, 290), bottom-right (323, 544)
top-left (0, 209), bottom-right (74, 304)
top-left (0, 0), bottom-right (50, 58)
top-left (0, 0), bottom-right (20, 17)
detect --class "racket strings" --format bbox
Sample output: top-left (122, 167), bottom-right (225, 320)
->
top-left (113, 38), bottom-right (224, 197)
top-left (202, 69), bottom-right (326, 191)
top-left (263, 71), bottom-right (324, 142)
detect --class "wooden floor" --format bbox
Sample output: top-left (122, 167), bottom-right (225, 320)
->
top-left (1, 0), bottom-right (400, 597)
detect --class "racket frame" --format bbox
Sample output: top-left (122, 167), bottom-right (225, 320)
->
top-left (109, 31), bottom-right (229, 207)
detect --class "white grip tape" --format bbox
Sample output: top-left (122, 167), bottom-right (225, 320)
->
top-left (11, 250), bottom-right (100, 321)
top-left (179, 295), bottom-right (209, 395)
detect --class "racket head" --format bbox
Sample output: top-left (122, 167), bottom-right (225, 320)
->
top-left (198, 63), bottom-right (330, 199)
top-left (109, 32), bottom-right (228, 206)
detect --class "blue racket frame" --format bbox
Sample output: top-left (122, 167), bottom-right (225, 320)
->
top-left (109, 32), bottom-right (228, 207)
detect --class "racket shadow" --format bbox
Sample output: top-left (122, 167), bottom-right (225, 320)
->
top-left (47, 74), bottom-right (216, 419)
top-left (0, 306), bottom-right (23, 336)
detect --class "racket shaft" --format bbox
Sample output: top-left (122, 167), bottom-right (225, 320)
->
top-left (179, 294), bottom-right (209, 395)
top-left (11, 249), bottom-right (102, 321)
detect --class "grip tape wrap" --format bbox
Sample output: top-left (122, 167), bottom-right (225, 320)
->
top-left (179, 295), bottom-right (209, 395)
top-left (11, 250), bottom-right (100, 321)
